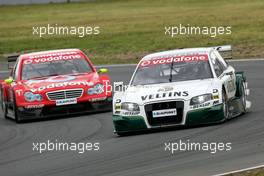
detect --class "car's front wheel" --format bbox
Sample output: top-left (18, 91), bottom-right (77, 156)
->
top-left (222, 89), bottom-right (229, 120)
top-left (240, 82), bottom-right (246, 113)
top-left (12, 92), bottom-right (22, 123)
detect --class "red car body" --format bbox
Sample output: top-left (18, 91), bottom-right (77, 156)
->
top-left (0, 49), bottom-right (112, 122)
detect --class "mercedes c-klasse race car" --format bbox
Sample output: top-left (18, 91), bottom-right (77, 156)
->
top-left (112, 46), bottom-right (251, 135)
top-left (0, 49), bottom-right (112, 122)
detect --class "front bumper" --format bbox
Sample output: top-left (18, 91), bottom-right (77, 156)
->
top-left (16, 98), bottom-right (112, 120)
top-left (113, 115), bottom-right (148, 133)
top-left (112, 104), bottom-right (224, 133)
top-left (185, 104), bottom-right (224, 125)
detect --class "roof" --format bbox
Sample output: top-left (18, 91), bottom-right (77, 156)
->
top-left (141, 47), bottom-right (212, 61)
top-left (20, 48), bottom-right (82, 60)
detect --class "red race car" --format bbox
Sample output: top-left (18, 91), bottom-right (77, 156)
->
top-left (0, 49), bottom-right (112, 122)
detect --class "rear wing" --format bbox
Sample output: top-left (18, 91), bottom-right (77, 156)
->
top-left (7, 54), bottom-right (19, 69)
top-left (212, 45), bottom-right (232, 59)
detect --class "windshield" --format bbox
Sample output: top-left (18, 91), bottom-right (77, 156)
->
top-left (21, 57), bottom-right (93, 80)
top-left (131, 55), bottom-right (213, 86)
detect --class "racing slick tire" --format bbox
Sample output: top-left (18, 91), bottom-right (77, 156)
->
top-left (240, 82), bottom-right (247, 114)
top-left (12, 92), bottom-right (22, 123)
top-left (222, 89), bottom-right (229, 120)
top-left (1, 90), bottom-right (8, 119)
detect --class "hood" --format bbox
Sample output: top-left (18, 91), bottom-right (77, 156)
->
top-left (121, 79), bottom-right (216, 104)
top-left (20, 73), bottom-right (98, 93)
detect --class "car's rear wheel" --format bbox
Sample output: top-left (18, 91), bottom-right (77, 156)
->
top-left (1, 91), bottom-right (8, 118)
top-left (222, 89), bottom-right (229, 120)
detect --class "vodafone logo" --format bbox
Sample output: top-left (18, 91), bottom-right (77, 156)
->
top-left (23, 54), bottom-right (81, 65)
top-left (30, 81), bottom-right (94, 92)
top-left (139, 55), bottom-right (208, 67)
top-left (24, 59), bottom-right (33, 64)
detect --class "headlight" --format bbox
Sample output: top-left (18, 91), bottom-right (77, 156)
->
top-left (121, 102), bottom-right (140, 112)
top-left (87, 84), bottom-right (104, 95)
top-left (190, 94), bottom-right (212, 105)
top-left (35, 94), bottom-right (43, 101)
top-left (24, 92), bottom-right (43, 102)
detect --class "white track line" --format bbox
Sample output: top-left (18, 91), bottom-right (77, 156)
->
top-left (0, 58), bottom-right (263, 74)
top-left (213, 164), bottom-right (264, 176)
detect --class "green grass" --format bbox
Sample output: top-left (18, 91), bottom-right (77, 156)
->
top-left (0, 0), bottom-right (264, 64)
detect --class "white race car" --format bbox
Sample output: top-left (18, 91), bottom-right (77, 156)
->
top-left (112, 46), bottom-right (251, 135)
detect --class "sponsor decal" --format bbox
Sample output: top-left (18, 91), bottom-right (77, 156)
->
top-left (16, 89), bottom-right (23, 96)
top-left (121, 111), bottom-right (140, 116)
top-left (152, 108), bottom-right (177, 118)
top-left (56, 98), bottom-right (77, 106)
top-left (213, 94), bottom-right (219, 99)
top-left (30, 81), bottom-right (94, 92)
top-left (191, 102), bottom-right (210, 109)
top-left (115, 104), bottom-right (121, 110)
top-left (25, 104), bottom-right (44, 109)
top-left (212, 89), bottom-right (219, 99)
top-left (89, 97), bottom-right (107, 102)
top-left (158, 86), bottom-right (174, 92)
top-left (29, 51), bottom-right (78, 59)
top-left (141, 91), bottom-right (189, 101)
top-left (139, 54), bottom-right (208, 67)
top-left (213, 100), bottom-right (220, 105)
top-left (24, 53), bottom-right (82, 65)
top-left (114, 99), bottom-right (121, 111)
top-left (115, 99), bottom-right (121, 103)
top-left (213, 89), bottom-right (218, 93)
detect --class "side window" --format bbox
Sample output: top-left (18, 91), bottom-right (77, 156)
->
top-left (12, 60), bottom-right (19, 80)
top-left (211, 52), bottom-right (225, 77)
top-left (214, 51), bottom-right (228, 69)
top-left (11, 65), bottom-right (16, 79)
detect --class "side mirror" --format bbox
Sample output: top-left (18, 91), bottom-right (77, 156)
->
top-left (4, 78), bottom-right (14, 84)
top-left (225, 71), bottom-right (233, 76)
top-left (98, 68), bottom-right (108, 74)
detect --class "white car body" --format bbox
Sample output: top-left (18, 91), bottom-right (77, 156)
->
top-left (112, 46), bottom-right (250, 134)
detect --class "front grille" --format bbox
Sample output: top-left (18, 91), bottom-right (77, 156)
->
top-left (46, 89), bottom-right (83, 101)
top-left (144, 101), bottom-right (184, 126)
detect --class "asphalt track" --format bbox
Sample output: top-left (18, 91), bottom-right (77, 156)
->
top-left (0, 60), bottom-right (263, 176)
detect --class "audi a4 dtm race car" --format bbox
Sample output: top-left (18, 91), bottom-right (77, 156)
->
top-left (0, 49), bottom-right (112, 122)
top-left (112, 46), bottom-right (251, 135)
